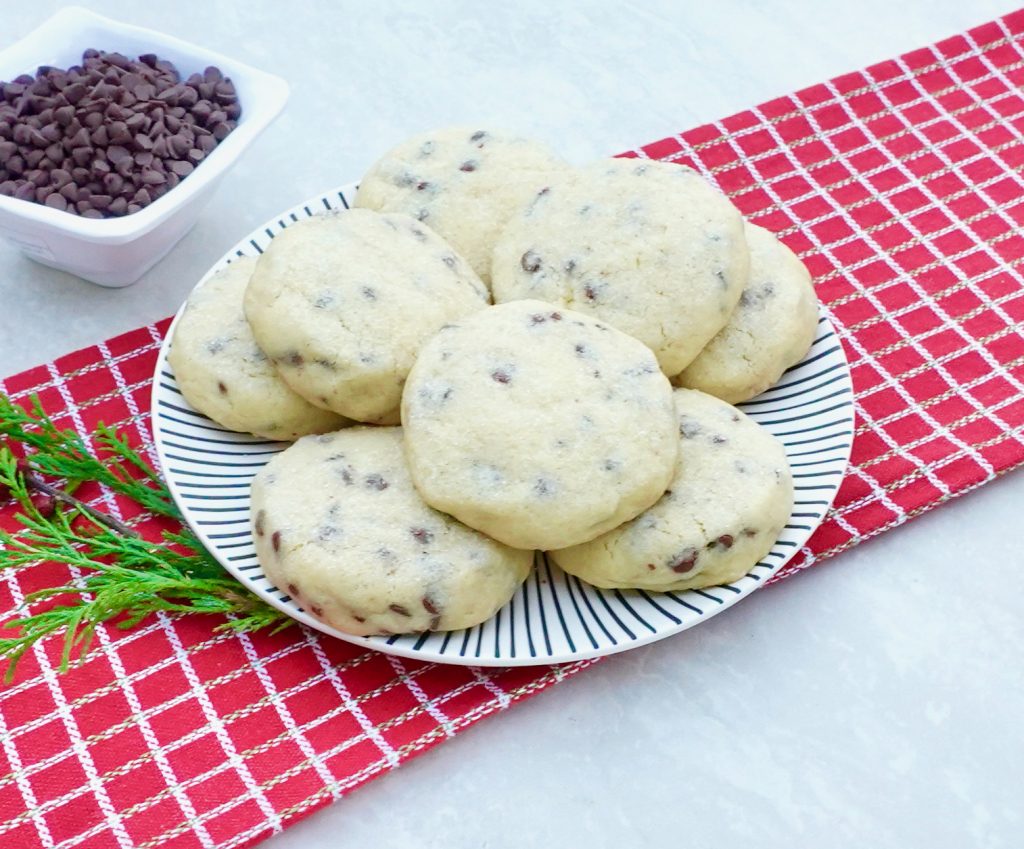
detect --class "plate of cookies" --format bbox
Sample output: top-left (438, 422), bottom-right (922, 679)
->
top-left (152, 127), bottom-right (854, 666)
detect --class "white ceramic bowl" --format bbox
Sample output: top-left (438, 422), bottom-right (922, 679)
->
top-left (0, 6), bottom-right (289, 287)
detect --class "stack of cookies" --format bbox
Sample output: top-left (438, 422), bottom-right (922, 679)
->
top-left (168, 127), bottom-right (819, 638)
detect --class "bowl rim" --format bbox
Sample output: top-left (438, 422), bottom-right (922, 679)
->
top-left (0, 5), bottom-right (289, 244)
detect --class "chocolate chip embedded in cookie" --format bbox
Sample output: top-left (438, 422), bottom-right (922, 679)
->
top-left (250, 427), bottom-right (532, 637)
top-left (549, 388), bottom-right (793, 591)
top-left (401, 299), bottom-right (679, 551)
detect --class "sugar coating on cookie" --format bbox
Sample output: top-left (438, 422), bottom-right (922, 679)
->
top-left (491, 158), bottom-right (749, 376)
top-left (401, 299), bottom-right (679, 551)
top-left (250, 427), bottom-right (533, 637)
top-left (550, 388), bottom-right (793, 591)
top-left (244, 209), bottom-right (489, 425)
top-left (167, 257), bottom-right (349, 441)
top-left (354, 127), bottom-right (567, 285)
top-left (674, 222), bottom-right (819, 403)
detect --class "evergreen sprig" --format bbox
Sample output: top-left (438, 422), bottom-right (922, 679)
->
top-left (0, 393), bottom-right (289, 682)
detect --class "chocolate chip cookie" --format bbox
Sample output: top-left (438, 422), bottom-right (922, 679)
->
top-left (354, 127), bottom-right (567, 286)
top-left (675, 222), bottom-right (819, 403)
top-left (250, 427), bottom-right (533, 636)
top-left (243, 209), bottom-right (489, 424)
top-left (401, 299), bottom-right (679, 551)
top-left (168, 256), bottom-right (349, 440)
top-left (491, 158), bottom-right (749, 376)
top-left (549, 388), bottom-right (793, 590)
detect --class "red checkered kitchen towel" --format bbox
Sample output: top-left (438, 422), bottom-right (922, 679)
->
top-left (3, 11), bottom-right (1024, 849)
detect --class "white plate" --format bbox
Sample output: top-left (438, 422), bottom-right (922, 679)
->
top-left (151, 182), bottom-right (855, 666)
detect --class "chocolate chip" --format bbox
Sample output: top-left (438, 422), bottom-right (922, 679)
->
top-left (717, 534), bottom-right (734, 549)
top-left (669, 549), bottom-right (698, 573)
top-left (63, 82), bottom-right (87, 104)
top-left (389, 603), bottom-right (411, 617)
top-left (491, 369), bottom-right (512, 384)
top-left (286, 582), bottom-right (299, 597)
top-left (217, 380), bottom-right (227, 395)
top-left (459, 160), bottom-right (477, 172)
top-left (105, 144), bottom-right (130, 164)
top-left (255, 510), bottom-right (266, 537)
top-left (625, 362), bottom-right (656, 377)
top-left (410, 527), bottom-right (434, 545)
top-left (533, 478), bottom-right (555, 497)
top-left (679, 419), bottom-right (702, 438)
top-left (271, 530), bottom-right (282, 552)
top-left (521, 250), bottom-right (541, 273)
top-left (743, 527), bottom-right (758, 538)
top-left (364, 473), bottom-right (388, 491)
top-left (191, 100), bottom-right (212, 123)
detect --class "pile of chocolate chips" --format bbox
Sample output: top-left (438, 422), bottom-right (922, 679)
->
top-left (0, 49), bottom-right (241, 218)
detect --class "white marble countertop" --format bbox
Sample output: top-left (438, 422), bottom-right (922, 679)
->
top-left (2, 1), bottom-right (1022, 847)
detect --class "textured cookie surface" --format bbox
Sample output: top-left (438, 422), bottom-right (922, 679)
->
top-left (168, 257), bottom-right (348, 440)
top-left (244, 209), bottom-right (489, 424)
top-left (674, 223), bottom-right (819, 403)
top-left (354, 127), bottom-right (566, 285)
top-left (550, 389), bottom-right (793, 591)
top-left (250, 427), bottom-right (533, 637)
top-left (401, 299), bottom-right (679, 551)
top-left (491, 158), bottom-right (749, 375)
